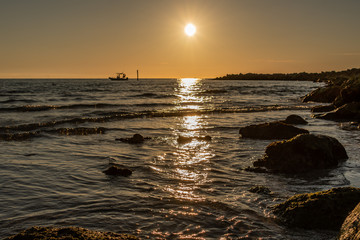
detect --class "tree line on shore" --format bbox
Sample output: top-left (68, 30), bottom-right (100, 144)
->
top-left (214, 68), bottom-right (360, 82)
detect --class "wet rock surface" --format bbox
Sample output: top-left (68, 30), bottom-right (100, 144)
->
top-left (253, 134), bottom-right (348, 173)
top-left (4, 226), bottom-right (138, 240)
top-left (273, 187), bottom-right (360, 230)
top-left (339, 202), bottom-right (360, 240)
top-left (316, 102), bottom-right (360, 121)
top-left (248, 185), bottom-right (271, 194)
top-left (239, 121), bottom-right (309, 140)
top-left (302, 85), bottom-right (341, 103)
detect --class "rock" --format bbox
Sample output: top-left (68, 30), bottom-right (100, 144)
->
top-left (316, 102), bottom-right (360, 121)
top-left (339, 122), bottom-right (360, 131)
top-left (4, 226), bottom-right (138, 240)
top-left (340, 76), bottom-right (360, 104)
top-left (339, 202), bottom-right (360, 240)
top-left (273, 187), bottom-right (360, 230)
top-left (282, 115), bottom-right (308, 125)
top-left (243, 166), bottom-right (269, 173)
top-left (302, 85), bottom-right (341, 103)
top-left (253, 134), bottom-right (348, 173)
top-left (249, 185), bottom-right (271, 194)
top-left (54, 127), bottom-right (105, 135)
top-left (311, 104), bottom-right (336, 113)
top-left (103, 165), bottom-right (132, 177)
top-left (177, 135), bottom-right (211, 144)
top-left (239, 121), bottom-right (309, 140)
top-left (116, 133), bottom-right (149, 144)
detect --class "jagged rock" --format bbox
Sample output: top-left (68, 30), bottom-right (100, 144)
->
top-left (282, 115), bottom-right (308, 125)
top-left (103, 165), bottom-right (132, 177)
top-left (249, 185), bottom-right (271, 194)
top-left (4, 226), bottom-right (138, 240)
top-left (253, 134), bottom-right (348, 173)
top-left (302, 85), bottom-right (341, 103)
top-left (339, 202), bottom-right (360, 240)
top-left (116, 134), bottom-right (150, 144)
top-left (311, 104), bottom-right (336, 113)
top-left (177, 135), bottom-right (211, 144)
top-left (239, 121), bottom-right (309, 140)
top-left (273, 187), bottom-right (360, 230)
top-left (316, 102), bottom-right (360, 121)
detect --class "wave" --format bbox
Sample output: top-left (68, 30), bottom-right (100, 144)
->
top-left (0, 127), bottom-right (106, 141)
top-left (0, 103), bottom-right (122, 112)
top-left (0, 105), bottom-right (311, 134)
top-left (132, 93), bottom-right (174, 99)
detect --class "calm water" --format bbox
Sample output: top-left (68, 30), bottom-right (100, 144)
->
top-left (1, 78), bottom-right (360, 239)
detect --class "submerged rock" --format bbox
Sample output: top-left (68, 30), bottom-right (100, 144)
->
top-left (53, 127), bottom-right (106, 135)
top-left (249, 185), bottom-right (271, 194)
top-left (282, 114), bottom-right (308, 125)
top-left (339, 202), bottom-right (360, 240)
top-left (253, 133), bottom-right (348, 173)
top-left (239, 121), bottom-right (309, 140)
top-left (0, 131), bottom-right (40, 141)
top-left (4, 226), bottom-right (138, 240)
top-left (103, 165), bottom-right (132, 177)
top-left (273, 187), bottom-right (360, 230)
top-left (116, 133), bottom-right (150, 144)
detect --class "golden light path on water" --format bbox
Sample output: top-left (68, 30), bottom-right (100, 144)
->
top-left (164, 78), bottom-right (214, 204)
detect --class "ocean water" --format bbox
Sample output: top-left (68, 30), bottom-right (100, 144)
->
top-left (1, 78), bottom-right (360, 239)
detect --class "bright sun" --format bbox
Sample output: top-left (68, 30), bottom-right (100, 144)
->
top-left (184, 23), bottom-right (196, 37)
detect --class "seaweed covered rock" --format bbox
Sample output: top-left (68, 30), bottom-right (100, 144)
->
top-left (282, 114), bottom-right (308, 125)
top-left (239, 121), bottom-right (309, 140)
top-left (273, 187), bottom-right (360, 230)
top-left (253, 134), bottom-right (348, 173)
top-left (103, 165), bottom-right (132, 177)
top-left (302, 85), bottom-right (341, 103)
top-left (339, 202), bottom-right (360, 240)
top-left (4, 226), bottom-right (138, 240)
top-left (316, 102), bottom-right (360, 121)
top-left (248, 185), bottom-right (271, 194)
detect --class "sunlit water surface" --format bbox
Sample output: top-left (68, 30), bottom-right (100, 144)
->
top-left (1, 78), bottom-right (359, 239)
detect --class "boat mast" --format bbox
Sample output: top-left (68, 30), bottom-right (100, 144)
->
top-left (137, 70), bottom-right (139, 80)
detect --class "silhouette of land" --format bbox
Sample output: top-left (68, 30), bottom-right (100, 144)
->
top-left (214, 68), bottom-right (360, 82)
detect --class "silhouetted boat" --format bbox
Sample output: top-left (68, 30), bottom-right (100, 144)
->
top-left (109, 72), bottom-right (128, 81)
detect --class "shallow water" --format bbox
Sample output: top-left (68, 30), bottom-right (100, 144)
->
top-left (1, 78), bottom-right (359, 239)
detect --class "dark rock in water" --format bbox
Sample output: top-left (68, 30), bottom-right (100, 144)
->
top-left (3, 226), bottom-right (138, 240)
top-left (239, 121), bottom-right (309, 140)
top-left (339, 122), bottom-right (360, 131)
top-left (311, 104), bottom-right (336, 113)
top-left (116, 133), bottom-right (150, 144)
top-left (282, 114), bottom-right (308, 125)
top-left (340, 76), bottom-right (360, 104)
top-left (273, 187), bottom-right (360, 230)
top-left (249, 185), bottom-right (271, 194)
top-left (243, 166), bottom-right (268, 173)
top-left (302, 85), bottom-right (341, 103)
top-left (103, 165), bottom-right (132, 177)
top-left (339, 202), bottom-right (360, 240)
top-left (316, 102), bottom-right (360, 121)
top-left (177, 135), bottom-right (211, 144)
top-left (253, 134), bottom-right (348, 173)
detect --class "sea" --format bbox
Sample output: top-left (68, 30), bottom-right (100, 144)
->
top-left (1, 78), bottom-right (360, 239)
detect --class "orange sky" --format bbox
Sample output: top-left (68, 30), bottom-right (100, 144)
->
top-left (1, 0), bottom-right (360, 78)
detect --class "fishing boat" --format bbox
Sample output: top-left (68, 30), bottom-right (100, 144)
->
top-left (109, 72), bottom-right (128, 81)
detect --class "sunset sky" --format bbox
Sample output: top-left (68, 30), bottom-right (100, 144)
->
top-left (1, 0), bottom-right (359, 78)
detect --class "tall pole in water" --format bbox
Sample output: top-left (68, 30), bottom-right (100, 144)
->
top-left (137, 70), bottom-right (139, 80)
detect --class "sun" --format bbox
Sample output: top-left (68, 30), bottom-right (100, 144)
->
top-left (184, 23), bottom-right (196, 37)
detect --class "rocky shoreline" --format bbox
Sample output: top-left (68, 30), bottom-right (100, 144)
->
top-left (5, 75), bottom-right (360, 239)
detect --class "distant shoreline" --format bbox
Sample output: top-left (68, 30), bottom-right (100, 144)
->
top-left (213, 68), bottom-right (360, 82)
